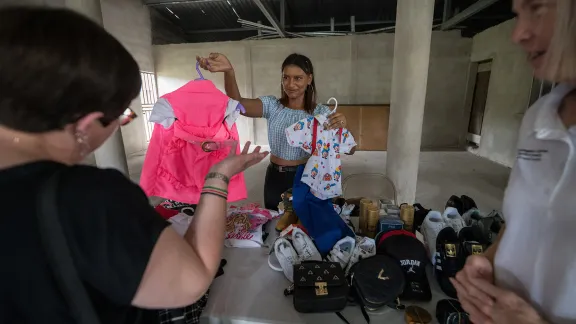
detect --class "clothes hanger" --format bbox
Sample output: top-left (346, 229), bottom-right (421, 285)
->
top-left (195, 61), bottom-right (205, 80)
top-left (327, 97), bottom-right (338, 115)
top-left (196, 61), bottom-right (246, 114)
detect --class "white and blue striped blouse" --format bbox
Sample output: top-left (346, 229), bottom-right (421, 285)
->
top-left (260, 95), bottom-right (331, 161)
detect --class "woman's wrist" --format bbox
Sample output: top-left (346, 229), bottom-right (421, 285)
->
top-left (202, 177), bottom-right (228, 200)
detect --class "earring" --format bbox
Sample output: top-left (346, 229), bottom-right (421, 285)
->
top-left (74, 130), bottom-right (90, 157)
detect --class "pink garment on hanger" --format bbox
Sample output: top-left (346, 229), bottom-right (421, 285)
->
top-left (140, 80), bottom-right (247, 204)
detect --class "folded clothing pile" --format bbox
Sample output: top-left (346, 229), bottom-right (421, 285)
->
top-left (225, 203), bottom-right (279, 248)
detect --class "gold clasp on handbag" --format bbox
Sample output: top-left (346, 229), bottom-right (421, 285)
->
top-left (315, 282), bottom-right (328, 296)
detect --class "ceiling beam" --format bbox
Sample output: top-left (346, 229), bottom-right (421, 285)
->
top-left (280, 0), bottom-right (285, 29)
top-left (251, 0), bottom-right (286, 38)
top-left (441, 0), bottom-right (501, 30)
top-left (442, 0), bottom-right (452, 23)
top-left (182, 14), bottom-right (506, 35)
top-left (145, 0), bottom-right (227, 6)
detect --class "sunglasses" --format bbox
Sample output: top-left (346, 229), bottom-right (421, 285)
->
top-left (100, 108), bottom-right (138, 127)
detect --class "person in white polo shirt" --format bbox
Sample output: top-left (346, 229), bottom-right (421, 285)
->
top-left (451, 1), bottom-right (576, 324)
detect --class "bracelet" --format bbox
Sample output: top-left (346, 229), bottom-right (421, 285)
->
top-left (201, 191), bottom-right (227, 200)
top-left (203, 185), bottom-right (228, 195)
top-left (205, 172), bottom-right (230, 185)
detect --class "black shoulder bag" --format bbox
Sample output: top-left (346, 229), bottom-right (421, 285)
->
top-left (37, 171), bottom-right (101, 324)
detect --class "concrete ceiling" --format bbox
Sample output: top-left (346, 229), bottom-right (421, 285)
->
top-left (145, 0), bottom-right (514, 44)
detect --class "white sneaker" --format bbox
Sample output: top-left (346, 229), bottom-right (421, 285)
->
top-left (292, 228), bottom-right (322, 262)
top-left (345, 236), bottom-right (376, 275)
top-left (462, 208), bottom-right (480, 225)
top-left (327, 236), bottom-right (356, 269)
top-left (422, 211), bottom-right (446, 264)
top-left (268, 237), bottom-right (299, 282)
top-left (443, 207), bottom-right (466, 233)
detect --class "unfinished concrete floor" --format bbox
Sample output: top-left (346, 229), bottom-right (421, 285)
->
top-left (128, 149), bottom-right (511, 212)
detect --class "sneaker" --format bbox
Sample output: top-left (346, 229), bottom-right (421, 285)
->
top-left (421, 211), bottom-right (446, 263)
top-left (327, 236), bottom-right (356, 269)
top-left (292, 227), bottom-right (322, 262)
top-left (442, 207), bottom-right (466, 233)
top-left (458, 226), bottom-right (487, 258)
top-left (445, 195), bottom-right (464, 215)
top-left (460, 195), bottom-right (478, 215)
top-left (434, 227), bottom-right (465, 298)
top-left (345, 236), bottom-right (376, 275)
top-left (268, 237), bottom-right (299, 282)
top-left (461, 208), bottom-right (480, 225)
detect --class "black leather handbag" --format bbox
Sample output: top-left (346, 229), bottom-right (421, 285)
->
top-left (293, 261), bottom-right (348, 313)
top-left (349, 255), bottom-right (406, 323)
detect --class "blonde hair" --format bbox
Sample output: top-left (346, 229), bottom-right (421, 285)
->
top-left (544, 0), bottom-right (576, 82)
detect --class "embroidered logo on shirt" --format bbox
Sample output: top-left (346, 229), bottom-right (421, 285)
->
top-left (517, 149), bottom-right (548, 161)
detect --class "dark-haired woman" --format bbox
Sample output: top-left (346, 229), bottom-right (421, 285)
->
top-left (0, 7), bottom-right (268, 323)
top-left (197, 53), bottom-right (352, 210)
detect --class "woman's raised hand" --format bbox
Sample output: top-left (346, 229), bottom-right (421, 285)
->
top-left (196, 53), bottom-right (233, 73)
top-left (210, 142), bottom-right (269, 179)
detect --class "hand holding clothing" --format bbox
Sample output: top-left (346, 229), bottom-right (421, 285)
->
top-left (326, 112), bottom-right (347, 130)
top-left (196, 53), bottom-right (233, 73)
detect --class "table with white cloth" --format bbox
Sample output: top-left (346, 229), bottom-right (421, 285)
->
top-left (200, 226), bottom-right (449, 324)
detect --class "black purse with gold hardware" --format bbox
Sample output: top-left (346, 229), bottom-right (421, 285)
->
top-left (293, 261), bottom-right (348, 314)
top-left (349, 255), bottom-right (406, 323)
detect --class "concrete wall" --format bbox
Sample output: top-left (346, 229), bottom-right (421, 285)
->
top-left (101, 0), bottom-right (153, 155)
top-left (469, 20), bottom-right (533, 167)
top-left (154, 32), bottom-right (472, 149)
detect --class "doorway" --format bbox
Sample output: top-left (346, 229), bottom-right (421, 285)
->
top-left (467, 61), bottom-right (492, 146)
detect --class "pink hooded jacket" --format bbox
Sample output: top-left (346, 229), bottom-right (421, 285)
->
top-left (140, 80), bottom-right (247, 204)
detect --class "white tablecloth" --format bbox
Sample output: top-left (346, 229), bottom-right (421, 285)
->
top-left (201, 231), bottom-right (449, 324)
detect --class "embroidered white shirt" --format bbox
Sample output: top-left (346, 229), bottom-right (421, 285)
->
top-left (286, 114), bottom-right (356, 199)
top-left (494, 84), bottom-right (576, 324)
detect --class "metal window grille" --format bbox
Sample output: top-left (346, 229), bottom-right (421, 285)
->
top-left (140, 71), bottom-right (158, 142)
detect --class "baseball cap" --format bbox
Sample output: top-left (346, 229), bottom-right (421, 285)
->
top-left (377, 230), bottom-right (432, 301)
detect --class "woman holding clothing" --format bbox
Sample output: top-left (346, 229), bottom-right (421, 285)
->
top-left (197, 53), bottom-right (353, 210)
top-left (0, 7), bottom-right (267, 323)
top-left (451, 0), bottom-right (576, 323)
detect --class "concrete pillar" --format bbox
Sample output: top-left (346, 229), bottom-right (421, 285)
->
top-left (386, 0), bottom-right (434, 204)
top-left (66, 0), bottom-right (129, 174)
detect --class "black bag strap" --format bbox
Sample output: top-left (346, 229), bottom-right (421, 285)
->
top-left (335, 312), bottom-right (352, 324)
top-left (37, 171), bottom-right (101, 324)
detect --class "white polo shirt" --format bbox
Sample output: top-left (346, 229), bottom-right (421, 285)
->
top-left (494, 84), bottom-right (576, 324)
